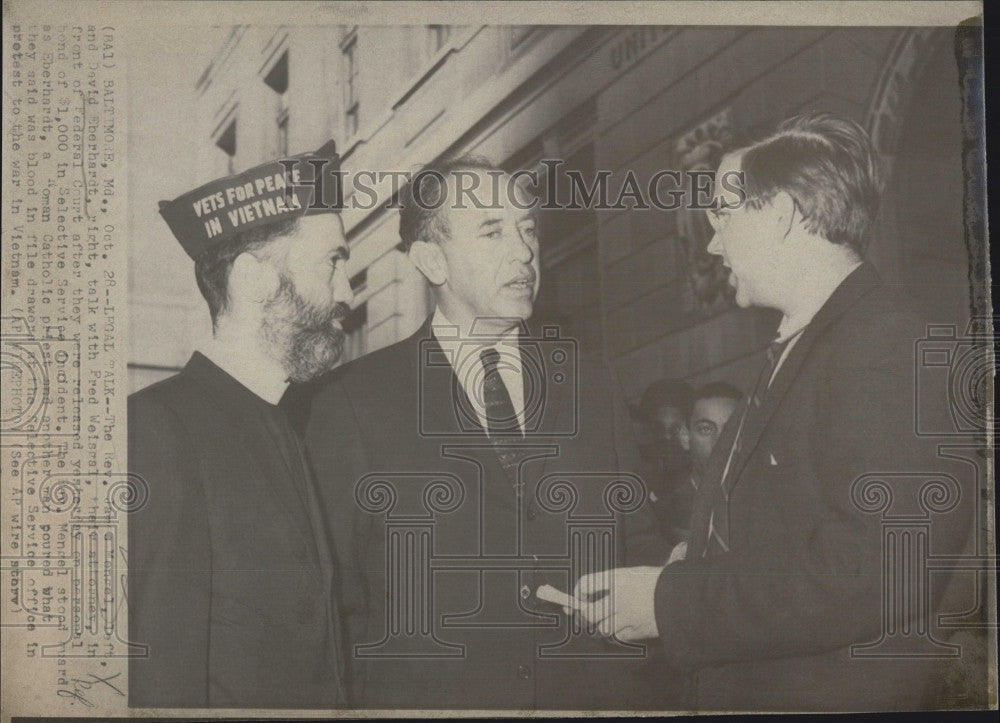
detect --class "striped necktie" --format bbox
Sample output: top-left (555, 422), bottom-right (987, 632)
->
top-left (480, 347), bottom-right (533, 479)
top-left (480, 347), bottom-right (523, 439)
top-left (704, 335), bottom-right (795, 556)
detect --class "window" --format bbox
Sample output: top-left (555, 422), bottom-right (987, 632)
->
top-left (341, 302), bottom-right (368, 362)
top-left (264, 50), bottom-right (290, 156)
top-left (263, 50), bottom-right (289, 94)
top-left (350, 268), bottom-right (368, 295)
top-left (335, 268), bottom-right (368, 363)
top-left (342, 34), bottom-right (359, 138)
top-left (427, 25), bottom-right (451, 54)
top-left (215, 119), bottom-right (236, 175)
top-left (343, 302), bottom-right (367, 335)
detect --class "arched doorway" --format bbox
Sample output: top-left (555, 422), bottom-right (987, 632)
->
top-left (866, 28), bottom-right (971, 328)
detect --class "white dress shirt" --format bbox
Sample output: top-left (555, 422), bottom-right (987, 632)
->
top-left (431, 307), bottom-right (526, 434)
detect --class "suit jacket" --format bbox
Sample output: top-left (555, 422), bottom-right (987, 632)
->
top-left (128, 353), bottom-right (345, 709)
top-left (299, 317), bottom-right (671, 709)
top-left (655, 264), bottom-right (977, 711)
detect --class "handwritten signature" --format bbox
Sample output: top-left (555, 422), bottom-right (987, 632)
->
top-left (57, 671), bottom-right (125, 708)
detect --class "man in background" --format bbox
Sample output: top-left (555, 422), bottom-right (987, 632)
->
top-left (681, 381), bottom-right (741, 483)
top-left (634, 378), bottom-right (694, 544)
top-left (667, 381), bottom-right (742, 546)
top-left (128, 142), bottom-right (351, 708)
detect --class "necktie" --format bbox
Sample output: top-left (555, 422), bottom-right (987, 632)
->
top-left (479, 347), bottom-right (522, 438)
top-left (480, 346), bottom-right (535, 482)
top-left (703, 335), bottom-right (794, 556)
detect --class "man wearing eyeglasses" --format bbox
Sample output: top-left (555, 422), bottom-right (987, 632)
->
top-left (569, 112), bottom-right (977, 711)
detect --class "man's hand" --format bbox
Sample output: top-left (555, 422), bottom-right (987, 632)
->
top-left (573, 566), bottom-right (663, 642)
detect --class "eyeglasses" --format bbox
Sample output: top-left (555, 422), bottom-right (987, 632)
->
top-left (705, 193), bottom-right (769, 229)
top-left (706, 203), bottom-right (741, 230)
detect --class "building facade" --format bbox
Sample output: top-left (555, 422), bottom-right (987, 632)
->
top-left (128, 24), bottom-right (973, 405)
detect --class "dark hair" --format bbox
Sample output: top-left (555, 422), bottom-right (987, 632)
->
top-left (637, 378), bottom-right (694, 423)
top-left (692, 381), bottom-right (743, 409)
top-left (398, 154), bottom-right (503, 252)
top-left (738, 112), bottom-right (884, 255)
top-left (194, 216), bottom-right (300, 328)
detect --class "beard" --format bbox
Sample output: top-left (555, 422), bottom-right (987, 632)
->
top-left (261, 273), bottom-right (350, 383)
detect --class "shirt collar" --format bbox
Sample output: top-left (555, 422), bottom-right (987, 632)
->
top-left (430, 307), bottom-right (521, 349)
top-left (199, 337), bottom-right (289, 405)
top-left (430, 306), bottom-right (523, 400)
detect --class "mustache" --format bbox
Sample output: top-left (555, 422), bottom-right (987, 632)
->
top-left (298, 300), bottom-right (350, 335)
top-left (274, 283), bottom-right (350, 330)
top-left (330, 301), bottom-right (351, 324)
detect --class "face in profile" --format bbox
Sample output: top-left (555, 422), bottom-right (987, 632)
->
top-left (705, 151), bottom-right (779, 310)
top-left (261, 214), bottom-right (355, 382)
top-left (435, 169), bottom-right (540, 334)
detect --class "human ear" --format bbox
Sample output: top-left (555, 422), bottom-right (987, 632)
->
top-left (230, 251), bottom-right (280, 304)
top-left (409, 241), bottom-right (448, 286)
top-left (771, 191), bottom-right (797, 240)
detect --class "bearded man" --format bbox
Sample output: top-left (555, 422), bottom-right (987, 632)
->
top-left (127, 141), bottom-right (352, 709)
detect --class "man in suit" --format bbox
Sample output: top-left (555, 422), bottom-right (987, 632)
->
top-left (302, 156), bottom-right (670, 709)
top-left (128, 142), bottom-right (351, 708)
top-left (573, 113), bottom-right (977, 710)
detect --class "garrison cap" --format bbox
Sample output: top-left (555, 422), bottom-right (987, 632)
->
top-left (158, 140), bottom-right (342, 259)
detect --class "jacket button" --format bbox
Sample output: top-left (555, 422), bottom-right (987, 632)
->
top-left (519, 584), bottom-right (531, 600)
top-left (526, 507), bottom-right (536, 521)
top-left (517, 664), bottom-right (532, 680)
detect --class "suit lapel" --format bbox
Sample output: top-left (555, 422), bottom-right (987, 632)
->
top-left (416, 323), bottom-right (488, 439)
top-left (415, 320), bottom-right (519, 491)
top-left (417, 316), bottom-right (569, 490)
top-left (723, 263), bottom-right (883, 495)
top-left (519, 339), bottom-right (550, 435)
